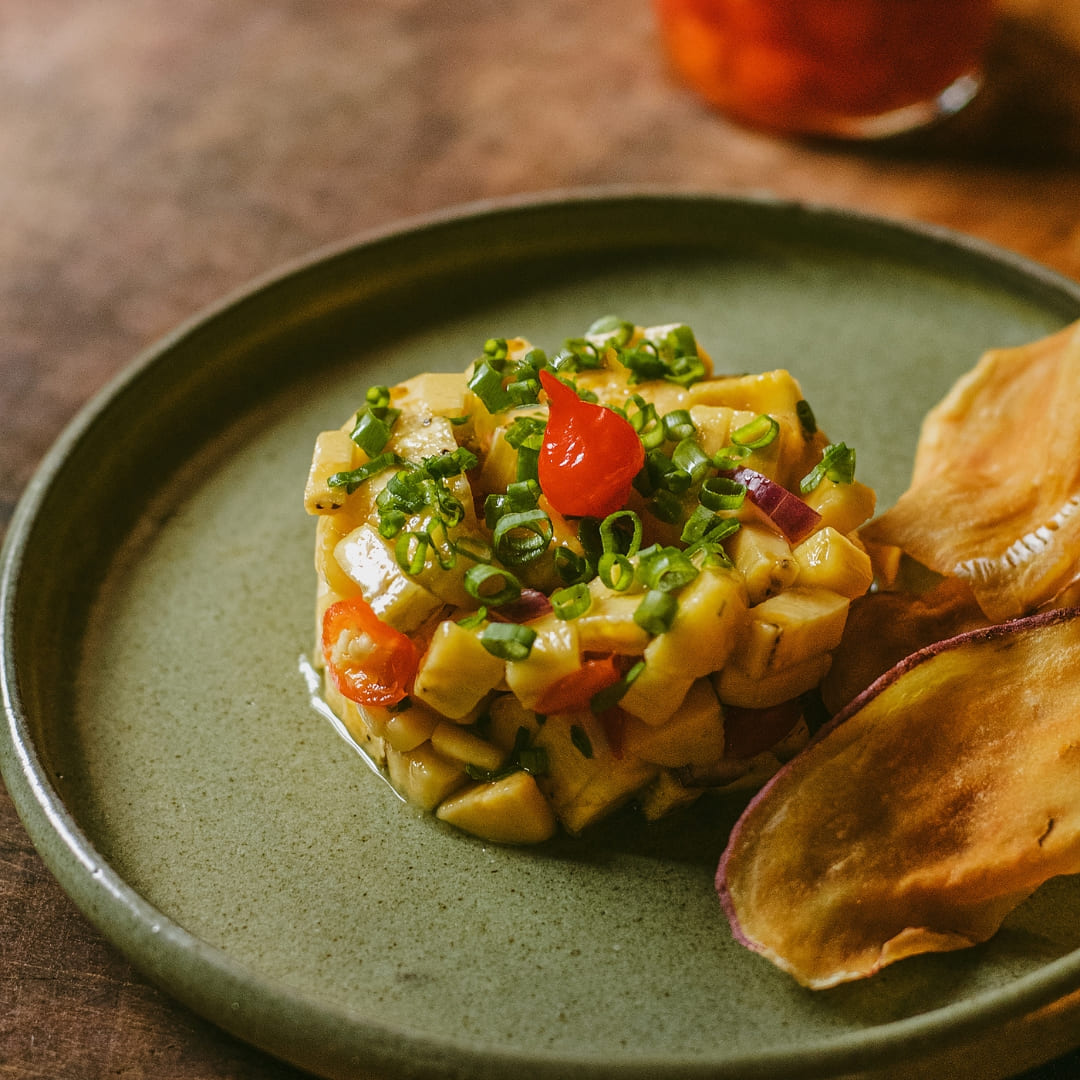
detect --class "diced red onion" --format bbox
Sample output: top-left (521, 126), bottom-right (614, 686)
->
top-left (727, 467), bottom-right (821, 544)
top-left (487, 588), bottom-right (553, 623)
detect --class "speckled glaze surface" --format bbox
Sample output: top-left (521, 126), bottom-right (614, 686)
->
top-left (4, 193), bottom-right (1080, 1080)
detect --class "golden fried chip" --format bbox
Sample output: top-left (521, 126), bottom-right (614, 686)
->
top-left (862, 322), bottom-right (1080, 621)
top-left (718, 607), bottom-right (1080, 989)
top-left (819, 575), bottom-right (990, 714)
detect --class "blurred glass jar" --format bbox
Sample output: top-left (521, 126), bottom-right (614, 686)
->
top-left (654, 0), bottom-right (995, 138)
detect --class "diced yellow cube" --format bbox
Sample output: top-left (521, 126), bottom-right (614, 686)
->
top-left (395, 371), bottom-right (469, 418)
top-left (504, 615), bottom-right (581, 711)
top-left (435, 772), bottom-right (557, 845)
top-left (315, 514), bottom-right (364, 598)
top-left (617, 662), bottom-right (695, 727)
top-left (334, 523), bottom-right (444, 632)
top-left (714, 652), bottom-right (831, 709)
top-left (476, 427), bottom-right (521, 500)
top-left (382, 702), bottom-right (441, 753)
top-left (413, 619), bottom-right (505, 719)
top-left (731, 587), bottom-right (849, 679)
top-left (728, 522), bottom-right (798, 605)
top-left (304, 429), bottom-right (358, 514)
top-left (803, 478), bottom-right (877, 535)
top-left (688, 405), bottom-right (735, 457)
top-left (573, 593), bottom-right (651, 655)
top-left (644, 567), bottom-right (749, 680)
top-left (638, 770), bottom-right (703, 822)
top-left (793, 527), bottom-right (874, 599)
top-left (622, 677), bottom-right (726, 767)
top-left (687, 369), bottom-right (804, 414)
top-left (385, 742), bottom-right (467, 810)
top-left (430, 721), bottom-right (506, 772)
top-left (486, 693), bottom-right (543, 753)
top-left (533, 713), bottom-right (658, 835)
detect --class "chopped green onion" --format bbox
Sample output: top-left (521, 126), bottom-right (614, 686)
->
top-left (350, 409), bottom-right (396, 457)
top-left (600, 510), bottom-right (643, 558)
top-left (480, 622), bottom-right (537, 661)
top-left (712, 444), bottom-right (751, 471)
top-left (483, 337), bottom-right (509, 363)
top-left (598, 552), bottom-right (634, 592)
top-left (665, 352), bottom-right (706, 388)
top-left (394, 531), bottom-right (430, 575)
top-left (586, 315), bottom-right (635, 347)
top-left (364, 384), bottom-right (393, 411)
top-left (327, 452), bottom-right (403, 494)
top-left (423, 447), bottom-right (477, 479)
top-left (554, 546), bottom-right (594, 585)
top-left (700, 475), bottom-right (746, 511)
top-left (800, 442), bottom-right (857, 494)
top-left (553, 337), bottom-right (604, 372)
top-left (619, 342), bottom-right (669, 384)
top-left (517, 745), bottom-right (550, 775)
top-left (637, 546), bottom-right (699, 592)
top-left (551, 582), bottom-right (592, 620)
top-left (796, 399), bottom-right (817, 436)
top-left (466, 724), bottom-right (549, 781)
top-left (464, 564), bottom-right (522, 607)
top-left (626, 396), bottom-right (665, 450)
top-left (633, 589), bottom-right (678, 635)
top-left (451, 536), bottom-right (491, 567)
top-left (646, 489), bottom-right (684, 524)
top-left (671, 438), bottom-right (712, 482)
top-left (684, 517), bottom-right (741, 560)
top-left (662, 409), bottom-right (696, 442)
top-left (731, 413), bottom-right (780, 450)
top-left (492, 509), bottom-right (553, 567)
top-left (457, 607), bottom-right (488, 630)
top-left (468, 359), bottom-right (513, 413)
top-left (570, 724), bottom-right (593, 759)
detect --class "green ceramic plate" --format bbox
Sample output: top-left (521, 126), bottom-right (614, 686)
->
top-left (5, 192), bottom-right (1080, 1080)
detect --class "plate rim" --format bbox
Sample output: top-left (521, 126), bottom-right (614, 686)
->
top-left (4, 186), bottom-right (1080, 1080)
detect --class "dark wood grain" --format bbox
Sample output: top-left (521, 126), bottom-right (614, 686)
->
top-left (3, 1), bottom-right (1080, 1077)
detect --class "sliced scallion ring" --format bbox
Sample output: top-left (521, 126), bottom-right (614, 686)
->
top-left (464, 564), bottom-right (522, 607)
top-left (731, 413), bottom-right (780, 450)
top-left (633, 589), bottom-right (678, 635)
top-left (700, 475), bottom-right (747, 511)
top-left (480, 621), bottom-right (537, 661)
top-left (551, 582), bottom-right (592, 620)
top-left (492, 509), bottom-right (553, 567)
top-left (598, 551), bottom-right (634, 592)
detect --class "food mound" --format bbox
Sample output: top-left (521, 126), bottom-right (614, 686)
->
top-left (303, 318), bottom-right (875, 843)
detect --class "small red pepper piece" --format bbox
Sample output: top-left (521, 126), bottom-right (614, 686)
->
top-left (537, 369), bottom-right (645, 519)
top-left (321, 596), bottom-right (420, 707)
top-left (533, 654), bottom-right (624, 715)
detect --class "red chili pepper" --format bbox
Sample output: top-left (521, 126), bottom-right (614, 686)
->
top-left (534, 654), bottom-right (624, 715)
top-left (537, 369), bottom-right (645, 519)
top-left (321, 596), bottom-right (420, 707)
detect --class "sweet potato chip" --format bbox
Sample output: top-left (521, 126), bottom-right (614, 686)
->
top-left (718, 607), bottom-right (1080, 989)
top-left (819, 575), bottom-right (990, 714)
top-left (862, 321), bottom-right (1080, 621)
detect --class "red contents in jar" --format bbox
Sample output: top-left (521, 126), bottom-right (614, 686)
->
top-left (654, 0), bottom-right (994, 137)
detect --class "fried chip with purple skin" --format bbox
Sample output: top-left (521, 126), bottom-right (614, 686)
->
top-left (717, 607), bottom-right (1080, 989)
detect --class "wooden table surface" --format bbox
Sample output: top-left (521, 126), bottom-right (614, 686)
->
top-left (3, 2), bottom-right (1080, 1077)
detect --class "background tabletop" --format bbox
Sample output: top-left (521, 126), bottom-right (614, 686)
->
top-left (3, 2), bottom-right (1080, 1077)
